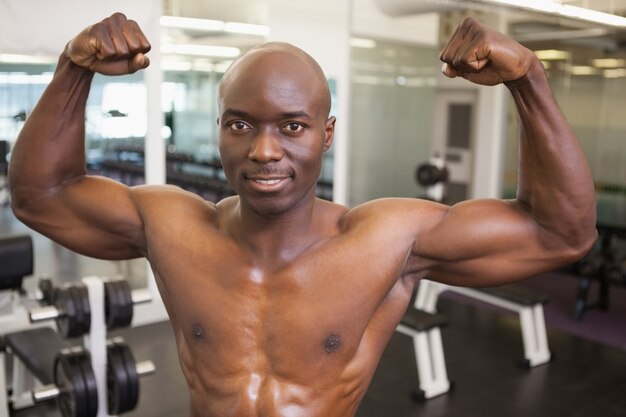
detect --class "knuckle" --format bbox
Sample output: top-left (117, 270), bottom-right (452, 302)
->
top-left (111, 12), bottom-right (127, 21)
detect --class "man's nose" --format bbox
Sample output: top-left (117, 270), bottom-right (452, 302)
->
top-left (248, 129), bottom-right (284, 162)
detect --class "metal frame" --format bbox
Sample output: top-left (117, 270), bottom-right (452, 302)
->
top-left (415, 279), bottom-right (552, 367)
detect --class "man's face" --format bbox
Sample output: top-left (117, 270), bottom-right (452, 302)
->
top-left (218, 50), bottom-right (335, 217)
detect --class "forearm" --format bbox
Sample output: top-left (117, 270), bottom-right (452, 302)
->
top-left (9, 52), bottom-right (94, 209)
top-left (507, 58), bottom-right (597, 250)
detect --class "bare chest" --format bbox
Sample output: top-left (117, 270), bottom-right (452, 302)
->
top-left (148, 231), bottom-right (409, 367)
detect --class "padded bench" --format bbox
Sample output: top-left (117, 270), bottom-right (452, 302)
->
top-left (396, 308), bottom-right (450, 399)
top-left (3, 327), bottom-right (70, 384)
top-left (1, 327), bottom-right (70, 412)
top-left (415, 279), bottom-right (552, 368)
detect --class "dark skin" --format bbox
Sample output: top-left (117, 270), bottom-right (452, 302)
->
top-left (9, 13), bottom-right (597, 417)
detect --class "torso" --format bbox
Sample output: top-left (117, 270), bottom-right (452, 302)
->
top-left (137, 191), bottom-right (431, 417)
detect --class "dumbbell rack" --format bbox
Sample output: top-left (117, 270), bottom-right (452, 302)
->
top-left (4, 276), bottom-right (154, 417)
top-left (84, 277), bottom-right (110, 417)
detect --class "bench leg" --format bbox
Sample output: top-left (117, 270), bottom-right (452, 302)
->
top-left (415, 280), bottom-right (447, 313)
top-left (9, 354), bottom-right (37, 410)
top-left (518, 305), bottom-right (551, 367)
top-left (412, 328), bottom-right (450, 399)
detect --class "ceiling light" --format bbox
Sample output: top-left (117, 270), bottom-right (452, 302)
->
top-left (604, 68), bottom-right (626, 78)
top-left (591, 58), bottom-right (626, 69)
top-left (224, 22), bottom-right (270, 36)
top-left (161, 44), bottom-right (240, 58)
top-left (160, 16), bottom-right (224, 31)
top-left (350, 38), bottom-right (377, 48)
top-left (160, 16), bottom-right (269, 37)
top-left (534, 50), bottom-right (570, 60)
top-left (487, 0), bottom-right (626, 28)
top-left (0, 54), bottom-right (57, 64)
top-left (560, 4), bottom-right (626, 27)
top-left (570, 65), bottom-right (599, 76)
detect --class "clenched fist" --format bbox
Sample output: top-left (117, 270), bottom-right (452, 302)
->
top-left (440, 17), bottom-right (537, 86)
top-left (65, 12), bottom-right (151, 76)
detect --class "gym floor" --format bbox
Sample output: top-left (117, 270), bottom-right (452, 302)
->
top-left (2, 205), bottom-right (626, 417)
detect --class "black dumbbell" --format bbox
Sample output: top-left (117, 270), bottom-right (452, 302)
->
top-left (415, 163), bottom-right (448, 186)
top-left (38, 278), bottom-right (55, 306)
top-left (29, 279), bottom-right (151, 337)
top-left (32, 346), bottom-right (98, 417)
top-left (29, 285), bottom-right (92, 339)
top-left (32, 342), bottom-right (155, 417)
top-left (106, 338), bottom-right (156, 414)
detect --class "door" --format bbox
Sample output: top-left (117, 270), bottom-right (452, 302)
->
top-left (432, 90), bottom-right (477, 204)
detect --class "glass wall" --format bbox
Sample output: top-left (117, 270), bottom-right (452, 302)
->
top-left (502, 44), bottom-right (626, 228)
top-left (349, 39), bottom-right (439, 206)
top-left (0, 63), bottom-right (54, 144)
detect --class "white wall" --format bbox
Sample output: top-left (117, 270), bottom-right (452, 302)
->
top-left (0, 0), bottom-right (159, 57)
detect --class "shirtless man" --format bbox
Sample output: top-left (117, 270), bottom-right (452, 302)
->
top-left (9, 12), bottom-right (596, 417)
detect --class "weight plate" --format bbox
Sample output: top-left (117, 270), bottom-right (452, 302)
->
top-left (74, 348), bottom-right (99, 417)
top-left (38, 278), bottom-right (54, 305)
top-left (116, 341), bottom-right (140, 413)
top-left (73, 285), bottom-right (92, 335)
top-left (118, 280), bottom-right (134, 328)
top-left (122, 281), bottom-right (135, 327)
top-left (54, 288), bottom-right (79, 339)
top-left (67, 287), bottom-right (86, 339)
top-left (106, 280), bottom-right (133, 330)
top-left (107, 342), bottom-right (130, 415)
top-left (54, 348), bottom-right (88, 417)
top-left (105, 281), bottom-right (122, 329)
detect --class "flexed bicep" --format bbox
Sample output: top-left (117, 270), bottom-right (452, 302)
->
top-left (9, 13), bottom-right (154, 260)
top-left (413, 199), bottom-right (578, 287)
top-left (13, 176), bottom-right (147, 260)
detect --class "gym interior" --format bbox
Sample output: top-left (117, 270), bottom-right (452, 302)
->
top-left (1, 0), bottom-right (625, 416)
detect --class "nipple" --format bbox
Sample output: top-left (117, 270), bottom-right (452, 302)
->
top-left (323, 334), bottom-right (342, 354)
top-left (191, 322), bottom-right (206, 341)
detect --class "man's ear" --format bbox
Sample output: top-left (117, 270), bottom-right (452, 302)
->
top-left (323, 116), bottom-right (336, 151)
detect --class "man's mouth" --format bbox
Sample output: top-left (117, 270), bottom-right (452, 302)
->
top-left (245, 174), bottom-right (292, 191)
top-left (251, 178), bottom-right (284, 185)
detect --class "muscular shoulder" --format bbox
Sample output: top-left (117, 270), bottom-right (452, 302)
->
top-left (340, 198), bottom-right (448, 237)
top-left (129, 184), bottom-right (218, 225)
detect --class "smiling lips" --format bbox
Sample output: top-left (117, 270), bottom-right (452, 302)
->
top-left (245, 175), bottom-right (291, 191)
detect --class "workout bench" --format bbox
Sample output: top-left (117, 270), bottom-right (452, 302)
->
top-left (396, 307), bottom-right (450, 400)
top-left (415, 279), bottom-right (552, 368)
top-left (0, 234), bottom-right (155, 417)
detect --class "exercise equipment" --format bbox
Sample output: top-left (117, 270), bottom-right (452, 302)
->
top-left (30, 279), bottom-right (151, 336)
top-left (396, 307), bottom-right (450, 400)
top-left (415, 279), bottom-right (552, 368)
top-left (0, 235), bottom-right (155, 417)
top-left (30, 340), bottom-right (155, 417)
top-left (37, 346), bottom-right (99, 417)
top-left (416, 162), bottom-right (448, 187)
top-left (572, 223), bottom-right (626, 320)
top-left (0, 234), bottom-right (32, 292)
top-left (605, 259), bottom-right (626, 285)
top-left (105, 338), bottom-right (155, 415)
top-left (3, 277), bottom-right (156, 417)
top-left (415, 154), bottom-right (447, 202)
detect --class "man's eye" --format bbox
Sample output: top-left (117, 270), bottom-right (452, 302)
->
top-left (284, 123), bottom-right (304, 133)
top-left (229, 121), bottom-right (250, 131)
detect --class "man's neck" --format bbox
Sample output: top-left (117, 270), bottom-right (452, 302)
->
top-left (234, 196), bottom-right (323, 265)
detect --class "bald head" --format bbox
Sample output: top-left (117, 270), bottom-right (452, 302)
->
top-left (218, 42), bottom-right (331, 118)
